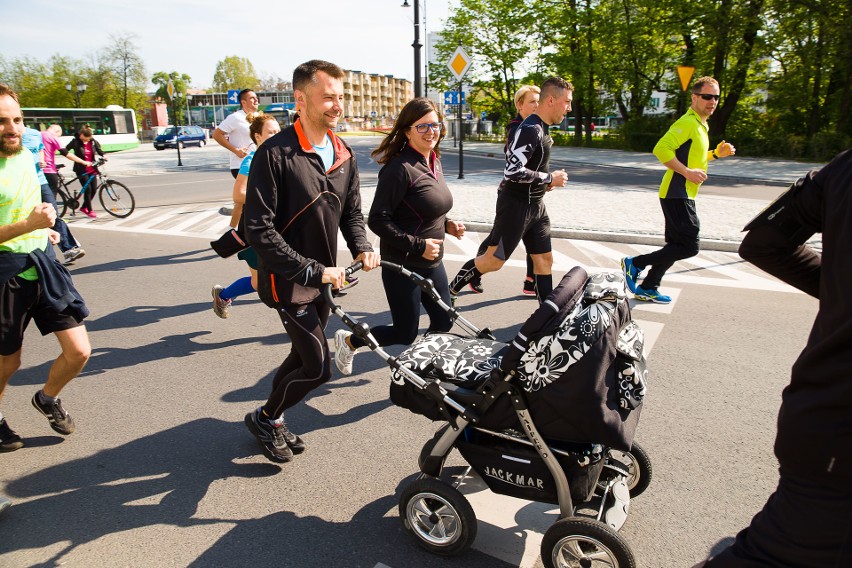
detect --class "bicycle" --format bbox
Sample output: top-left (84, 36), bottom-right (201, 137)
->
top-left (55, 159), bottom-right (136, 219)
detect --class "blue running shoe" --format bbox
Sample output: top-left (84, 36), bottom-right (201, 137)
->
top-left (634, 286), bottom-right (671, 304)
top-left (621, 257), bottom-right (640, 293)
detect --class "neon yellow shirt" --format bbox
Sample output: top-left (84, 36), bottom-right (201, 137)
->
top-left (0, 150), bottom-right (48, 280)
top-left (653, 108), bottom-right (709, 199)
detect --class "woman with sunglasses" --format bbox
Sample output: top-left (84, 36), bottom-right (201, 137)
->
top-left (333, 97), bottom-right (465, 375)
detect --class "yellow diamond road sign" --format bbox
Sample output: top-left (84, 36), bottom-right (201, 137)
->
top-left (448, 46), bottom-right (472, 82)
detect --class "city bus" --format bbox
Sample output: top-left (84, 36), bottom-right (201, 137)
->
top-left (22, 106), bottom-right (140, 152)
top-left (263, 105), bottom-right (297, 129)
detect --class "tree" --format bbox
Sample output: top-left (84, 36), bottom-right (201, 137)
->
top-left (152, 71), bottom-right (192, 124)
top-left (432, 0), bottom-right (539, 128)
top-left (102, 33), bottom-right (148, 110)
top-left (212, 56), bottom-right (258, 92)
top-left (258, 72), bottom-right (291, 92)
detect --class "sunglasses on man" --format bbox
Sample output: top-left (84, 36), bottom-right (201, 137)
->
top-left (695, 93), bottom-right (720, 101)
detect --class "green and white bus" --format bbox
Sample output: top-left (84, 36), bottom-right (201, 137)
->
top-left (22, 106), bottom-right (140, 152)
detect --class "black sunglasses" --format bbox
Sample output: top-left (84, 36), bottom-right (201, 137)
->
top-left (695, 93), bottom-right (720, 101)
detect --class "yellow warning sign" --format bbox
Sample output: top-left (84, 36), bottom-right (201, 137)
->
top-left (677, 66), bottom-right (695, 92)
top-left (447, 46), bottom-right (472, 82)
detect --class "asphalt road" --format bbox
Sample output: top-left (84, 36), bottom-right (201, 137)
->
top-left (120, 137), bottom-right (785, 210)
top-left (0, 202), bottom-right (816, 567)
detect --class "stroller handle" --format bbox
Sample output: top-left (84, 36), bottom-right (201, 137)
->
top-left (322, 260), bottom-right (492, 341)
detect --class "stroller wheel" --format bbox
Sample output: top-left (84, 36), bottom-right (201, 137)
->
top-left (399, 477), bottom-right (477, 556)
top-left (608, 442), bottom-right (652, 498)
top-left (542, 518), bottom-right (636, 568)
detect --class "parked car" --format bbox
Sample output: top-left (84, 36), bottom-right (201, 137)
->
top-left (154, 125), bottom-right (207, 150)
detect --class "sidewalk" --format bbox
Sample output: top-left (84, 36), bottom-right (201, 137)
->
top-left (104, 140), bottom-right (826, 252)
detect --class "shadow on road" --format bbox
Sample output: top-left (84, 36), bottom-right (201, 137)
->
top-left (1, 418), bottom-right (281, 565)
top-left (69, 248), bottom-right (217, 276)
top-left (12, 330), bottom-right (287, 386)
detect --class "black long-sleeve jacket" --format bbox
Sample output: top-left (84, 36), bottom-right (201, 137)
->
top-left (500, 113), bottom-right (554, 202)
top-left (368, 146), bottom-right (452, 269)
top-left (244, 120), bottom-right (373, 307)
top-left (739, 148), bottom-right (852, 489)
top-left (61, 136), bottom-right (104, 176)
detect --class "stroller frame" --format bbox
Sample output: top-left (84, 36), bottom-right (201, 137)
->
top-left (324, 261), bottom-right (647, 567)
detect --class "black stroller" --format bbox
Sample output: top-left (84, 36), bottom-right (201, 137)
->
top-left (324, 262), bottom-right (651, 568)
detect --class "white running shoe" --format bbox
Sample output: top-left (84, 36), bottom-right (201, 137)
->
top-left (334, 329), bottom-right (355, 375)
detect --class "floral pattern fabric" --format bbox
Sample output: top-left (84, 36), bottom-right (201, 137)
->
top-left (392, 271), bottom-right (648, 414)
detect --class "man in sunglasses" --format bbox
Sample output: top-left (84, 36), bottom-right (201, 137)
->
top-left (621, 76), bottom-right (735, 303)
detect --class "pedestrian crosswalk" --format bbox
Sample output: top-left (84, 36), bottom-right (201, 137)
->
top-left (66, 202), bottom-right (797, 296)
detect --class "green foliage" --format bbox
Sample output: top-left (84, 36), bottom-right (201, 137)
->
top-left (212, 56), bottom-right (259, 92)
top-left (432, 0), bottom-right (539, 125)
top-left (152, 71), bottom-right (192, 124)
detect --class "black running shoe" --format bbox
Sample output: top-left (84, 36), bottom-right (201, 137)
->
top-left (244, 408), bottom-right (294, 463)
top-left (0, 418), bottom-right (23, 452)
top-left (522, 278), bottom-right (536, 296)
top-left (468, 277), bottom-right (484, 294)
top-left (276, 417), bottom-right (307, 454)
top-left (31, 392), bottom-right (76, 435)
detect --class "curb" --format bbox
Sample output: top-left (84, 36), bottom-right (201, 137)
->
top-left (461, 147), bottom-right (793, 187)
top-left (462, 221), bottom-right (742, 254)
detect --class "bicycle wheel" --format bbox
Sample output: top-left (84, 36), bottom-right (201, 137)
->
top-left (55, 189), bottom-right (70, 218)
top-left (98, 180), bottom-right (135, 218)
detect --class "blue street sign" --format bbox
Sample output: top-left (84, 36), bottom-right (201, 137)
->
top-left (481, 111), bottom-right (487, 119)
top-left (443, 91), bottom-right (466, 105)
top-left (227, 89), bottom-right (240, 105)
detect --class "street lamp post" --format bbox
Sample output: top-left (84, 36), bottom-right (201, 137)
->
top-left (401, 0), bottom-right (423, 98)
top-left (65, 82), bottom-right (87, 108)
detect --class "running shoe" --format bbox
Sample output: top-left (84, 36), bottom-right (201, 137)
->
top-left (0, 418), bottom-right (24, 452)
top-left (468, 277), bottom-right (484, 294)
top-left (219, 206), bottom-right (234, 216)
top-left (80, 207), bottom-right (97, 219)
top-left (334, 329), bottom-right (356, 375)
top-left (63, 247), bottom-right (86, 264)
top-left (621, 257), bottom-right (640, 293)
top-left (274, 415), bottom-right (306, 454)
top-left (522, 278), bottom-right (536, 296)
top-left (211, 285), bottom-right (231, 319)
top-left (634, 285), bottom-right (672, 304)
top-left (244, 408), bottom-right (294, 463)
top-left (31, 391), bottom-right (76, 435)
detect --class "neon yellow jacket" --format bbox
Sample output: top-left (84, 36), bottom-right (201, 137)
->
top-left (653, 108), bottom-right (709, 199)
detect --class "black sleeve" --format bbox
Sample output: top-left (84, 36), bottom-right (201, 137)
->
top-left (504, 123), bottom-right (552, 186)
top-left (368, 161), bottom-right (424, 257)
top-left (338, 151), bottom-right (374, 260)
top-left (244, 144), bottom-right (325, 288)
top-left (739, 170), bottom-right (824, 298)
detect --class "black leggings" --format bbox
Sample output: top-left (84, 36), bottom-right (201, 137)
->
top-left (350, 263), bottom-right (453, 349)
top-left (79, 172), bottom-right (96, 210)
top-left (262, 301), bottom-right (332, 419)
top-left (633, 198), bottom-right (700, 289)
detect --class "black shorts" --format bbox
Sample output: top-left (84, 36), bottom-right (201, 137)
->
top-left (0, 276), bottom-right (84, 356)
top-left (488, 191), bottom-right (551, 261)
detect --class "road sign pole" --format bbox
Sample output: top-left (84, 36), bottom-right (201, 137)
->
top-left (174, 99), bottom-right (183, 167)
top-left (458, 79), bottom-right (464, 180)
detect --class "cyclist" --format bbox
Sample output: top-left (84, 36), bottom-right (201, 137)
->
top-left (36, 124), bottom-right (85, 263)
top-left (61, 126), bottom-right (105, 219)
